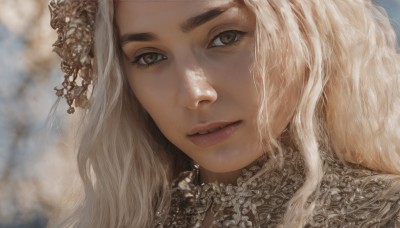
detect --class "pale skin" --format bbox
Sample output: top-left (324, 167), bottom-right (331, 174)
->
top-left (115, 0), bottom-right (300, 185)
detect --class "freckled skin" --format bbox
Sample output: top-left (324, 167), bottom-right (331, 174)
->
top-left (115, 1), bottom-right (299, 183)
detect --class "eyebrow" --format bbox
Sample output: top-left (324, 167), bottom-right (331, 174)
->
top-left (180, 7), bottom-right (227, 33)
top-left (119, 6), bottom-right (230, 47)
top-left (120, 33), bottom-right (158, 46)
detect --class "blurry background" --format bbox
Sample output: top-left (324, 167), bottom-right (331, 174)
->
top-left (0, 0), bottom-right (81, 227)
top-left (0, 0), bottom-right (399, 227)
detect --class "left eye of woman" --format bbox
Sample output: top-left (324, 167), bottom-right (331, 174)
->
top-left (208, 30), bottom-right (246, 48)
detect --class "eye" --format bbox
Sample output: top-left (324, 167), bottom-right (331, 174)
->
top-left (208, 30), bottom-right (246, 48)
top-left (132, 52), bottom-right (167, 67)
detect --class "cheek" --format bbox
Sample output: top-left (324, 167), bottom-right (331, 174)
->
top-left (127, 67), bottom-right (171, 113)
top-left (128, 75), bottom-right (180, 139)
top-left (128, 76), bottom-right (163, 119)
top-left (215, 49), bottom-right (259, 100)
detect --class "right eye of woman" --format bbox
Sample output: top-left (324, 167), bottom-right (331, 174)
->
top-left (132, 52), bottom-right (167, 68)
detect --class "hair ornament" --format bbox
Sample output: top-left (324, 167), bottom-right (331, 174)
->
top-left (49, 0), bottom-right (98, 113)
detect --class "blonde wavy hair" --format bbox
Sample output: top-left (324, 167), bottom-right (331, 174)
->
top-left (56, 0), bottom-right (400, 227)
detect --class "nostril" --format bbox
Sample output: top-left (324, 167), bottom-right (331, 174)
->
top-left (181, 82), bottom-right (218, 110)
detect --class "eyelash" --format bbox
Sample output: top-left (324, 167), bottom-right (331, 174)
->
top-left (131, 30), bottom-right (247, 68)
top-left (208, 30), bottom-right (246, 48)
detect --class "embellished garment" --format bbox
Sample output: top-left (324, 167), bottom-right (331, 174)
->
top-left (156, 149), bottom-right (400, 227)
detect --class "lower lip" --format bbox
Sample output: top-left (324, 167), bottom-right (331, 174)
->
top-left (187, 121), bottom-right (242, 147)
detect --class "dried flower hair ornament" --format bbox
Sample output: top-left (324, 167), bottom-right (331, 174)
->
top-left (49, 0), bottom-right (98, 114)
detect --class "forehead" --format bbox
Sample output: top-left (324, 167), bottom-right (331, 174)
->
top-left (115, 0), bottom-right (237, 34)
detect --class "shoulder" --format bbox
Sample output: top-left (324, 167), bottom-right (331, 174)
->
top-left (308, 155), bottom-right (400, 227)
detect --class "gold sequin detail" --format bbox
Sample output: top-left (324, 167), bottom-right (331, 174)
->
top-left (49, 0), bottom-right (97, 113)
top-left (157, 149), bottom-right (400, 227)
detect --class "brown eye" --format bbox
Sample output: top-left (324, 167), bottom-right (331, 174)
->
top-left (142, 53), bottom-right (159, 64)
top-left (133, 52), bottom-right (167, 67)
top-left (208, 30), bottom-right (246, 48)
top-left (220, 31), bottom-right (237, 44)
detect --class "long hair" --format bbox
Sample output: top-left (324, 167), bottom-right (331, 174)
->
top-left (57, 0), bottom-right (400, 227)
top-left (245, 0), bottom-right (400, 226)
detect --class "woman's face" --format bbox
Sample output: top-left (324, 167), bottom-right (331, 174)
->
top-left (116, 1), bottom-right (296, 175)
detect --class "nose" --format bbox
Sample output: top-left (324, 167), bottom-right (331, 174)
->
top-left (177, 65), bottom-right (218, 110)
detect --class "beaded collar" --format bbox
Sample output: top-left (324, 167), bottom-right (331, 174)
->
top-left (156, 148), bottom-right (400, 227)
top-left (159, 149), bottom-right (305, 227)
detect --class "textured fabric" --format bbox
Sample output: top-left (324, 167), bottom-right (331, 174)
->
top-left (155, 148), bottom-right (400, 227)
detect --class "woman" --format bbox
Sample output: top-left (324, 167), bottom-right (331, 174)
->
top-left (49, 0), bottom-right (400, 227)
